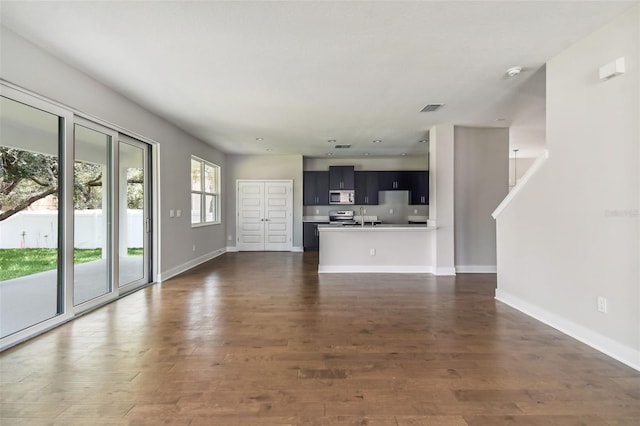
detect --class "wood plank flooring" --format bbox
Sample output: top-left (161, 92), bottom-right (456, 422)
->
top-left (1, 252), bottom-right (638, 425)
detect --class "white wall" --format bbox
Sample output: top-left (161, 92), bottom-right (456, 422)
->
top-left (0, 26), bottom-right (228, 279)
top-left (225, 154), bottom-right (303, 248)
top-left (0, 210), bottom-right (144, 249)
top-left (494, 5), bottom-right (640, 369)
top-left (429, 124), bottom-right (456, 275)
top-left (454, 127), bottom-right (508, 272)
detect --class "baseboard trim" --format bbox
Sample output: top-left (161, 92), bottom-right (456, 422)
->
top-left (159, 248), bottom-right (226, 282)
top-left (434, 267), bottom-right (456, 276)
top-left (319, 265), bottom-right (433, 274)
top-left (456, 265), bottom-right (497, 273)
top-left (291, 246), bottom-right (304, 252)
top-left (226, 246), bottom-right (238, 252)
top-left (496, 289), bottom-right (640, 372)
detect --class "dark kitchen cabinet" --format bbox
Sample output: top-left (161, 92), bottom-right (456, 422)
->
top-left (409, 171), bottom-right (429, 205)
top-left (354, 171), bottom-right (379, 205)
top-left (378, 170), bottom-right (411, 191)
top-left (303, 171), bottom-right (329, 205)
top-left (303, 222), bottom-right (325, 250)
top-left (329, 166), bottom-right (355, 190)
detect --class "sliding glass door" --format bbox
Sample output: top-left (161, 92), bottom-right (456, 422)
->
top-left (118, 137), bottom-right (150, 289)
top-left (0, 96), bottom-right (64, 338)
top-left (0, 85), bottom-right (154, 344)
top-left (73, 122), bottom-right (114, 306)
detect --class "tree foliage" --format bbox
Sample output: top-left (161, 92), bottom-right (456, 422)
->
top-left (0, 147), bottom-right (58, 221)
top-left (0, 147), bottom-right (145, 221)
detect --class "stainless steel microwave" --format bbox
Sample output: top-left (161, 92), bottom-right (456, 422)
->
top-left (329, 190), bottom-right (354, 205)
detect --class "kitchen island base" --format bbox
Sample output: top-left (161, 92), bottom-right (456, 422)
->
top-left (318, 225), bottom-right (435, 273)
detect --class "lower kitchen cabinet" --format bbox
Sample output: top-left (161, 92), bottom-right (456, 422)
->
top-left (303, 222), bottom-right (325, 250)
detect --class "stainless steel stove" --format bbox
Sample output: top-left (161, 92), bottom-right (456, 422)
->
top-left (329, 210), bottom-right (356, 225)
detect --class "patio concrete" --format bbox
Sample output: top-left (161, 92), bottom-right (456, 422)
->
top-left (0, 256), bottom-right (145, 337)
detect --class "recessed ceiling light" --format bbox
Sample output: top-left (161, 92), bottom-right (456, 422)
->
top-left (326, 153), bottom-right (333, 156)
top-left (256, 137), bottom-right (264, 141)
top-left (265, 148), bottom-right (273, 152)
top-left (364, 153), bottom-right (370, 156)
top-left (372, 140), bottom-right (381, 143)
top-left (401, 153), bottom-right (407, 156)
top-left (328, 139), bottom-right (336, 143)
top-left (419, 140), bottom-right (428, 144)
top-left (495, 118), bottom-right (507, 122)
top-left (506, 66), bottom-right (522, 77)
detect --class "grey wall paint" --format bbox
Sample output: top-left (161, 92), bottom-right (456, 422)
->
top-left (495, 5), bottom-right (639, 362)
top-left (1, 27), bottom-right (228, 276)
top-left (454, 126), bottom-right (509, 269)
top-left (226, 154), bottom-right (304, 248)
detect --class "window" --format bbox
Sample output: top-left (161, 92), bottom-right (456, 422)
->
top-left (191, 156), bottom-right (220, 225)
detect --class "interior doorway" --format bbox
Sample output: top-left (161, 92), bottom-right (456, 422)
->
top-left (236, 180), bottom-right (293, 251)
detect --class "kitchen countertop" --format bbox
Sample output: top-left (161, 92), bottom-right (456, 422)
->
top-left (318, 224), bottom-right (436, 231)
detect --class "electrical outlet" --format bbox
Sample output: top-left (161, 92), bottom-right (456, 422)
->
top-left (414, 209), bottom-right (418, 214)
top-left (363, 208), bottom-right (366, 214)
top-left (597, 296), bottom-right (608, 313)
top-left (192, 244), bottom-right (196, 252)
top-left (369, 248), bottom-right (376, 256)
top-left (315, 209), bottom-right (319, 215)
top-left (389, 208), bottom-right (394, 214)
top-left (228, 235), bottom-right (232, 241)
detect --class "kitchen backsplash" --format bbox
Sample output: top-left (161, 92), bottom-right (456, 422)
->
top-left (303, 190), bottom-right (428, 224)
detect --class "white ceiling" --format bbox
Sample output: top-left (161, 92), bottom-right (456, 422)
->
top-left (1, 1), bottom-right (637, 159)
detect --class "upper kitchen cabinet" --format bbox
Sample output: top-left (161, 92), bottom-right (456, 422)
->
top-left (329, 166), bottom-right (355, 190)
top-left (409, 171), bottom-right (429, 205)
top-left (354, 171), bottom-right (379, 205)
top-left (378, 170), bottom-right (411, 191)
top-left (303, 171), bottom-right (329, 205)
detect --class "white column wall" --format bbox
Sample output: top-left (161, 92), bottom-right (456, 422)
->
top-left (429, 124), bottom-right (456, 275)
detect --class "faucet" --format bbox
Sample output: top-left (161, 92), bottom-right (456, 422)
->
top-left (359, 206), bottom-right (364, 227)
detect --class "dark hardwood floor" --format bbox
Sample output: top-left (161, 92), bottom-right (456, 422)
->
top-left (1, 252), bottom-right (638, 425)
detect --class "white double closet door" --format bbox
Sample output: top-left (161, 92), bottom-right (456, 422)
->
top-left (236, 180), bottom-right (293, 251)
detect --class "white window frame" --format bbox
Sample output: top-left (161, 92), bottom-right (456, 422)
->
top-left (191, 156), bottom-right (221, 226)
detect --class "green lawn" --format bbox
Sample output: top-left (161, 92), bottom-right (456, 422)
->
top-left (0, 248), bottom-right (143, 281)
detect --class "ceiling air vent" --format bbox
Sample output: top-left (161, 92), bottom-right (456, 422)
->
top-left (334, 144), bottom-right (351, 149)
top-left (420, 104), bottom-right (444, 112)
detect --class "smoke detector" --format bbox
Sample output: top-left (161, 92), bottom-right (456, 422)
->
top-left (506, 66), bottom-right (522, 77)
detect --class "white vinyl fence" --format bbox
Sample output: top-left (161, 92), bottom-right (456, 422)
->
top-left (0, 210), bottom-right (143, 249)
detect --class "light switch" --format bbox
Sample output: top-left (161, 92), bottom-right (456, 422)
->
top-left (169, 209), bottom-right (175, 218)
top-left (176, 209), bottom-right (182, 217)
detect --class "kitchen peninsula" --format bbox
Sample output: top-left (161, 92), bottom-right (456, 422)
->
top-left (318, 223), bottom-right (436, 273)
